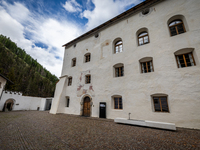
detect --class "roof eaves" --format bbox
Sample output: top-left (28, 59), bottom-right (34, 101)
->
top-left (0, 73), bottom-right (14, 84)
top-left (63, 0), bottom-right (163, 48)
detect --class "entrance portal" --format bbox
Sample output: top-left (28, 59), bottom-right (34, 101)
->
top-left (83, 96), bottom-right (91, 117)
top-left (3, 99), bottom-right (14, 111)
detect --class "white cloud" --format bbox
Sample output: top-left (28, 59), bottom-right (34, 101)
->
top-left (0, 1), bottom-right (81, 77)
top-left (81, 0), bottom-right (142, 30)
top-left (1, 1), bottom-right (30, 23)
top-left (62, 0), bottom-right (82, 13)
top-left (0, 0), bottom-right (143, 77)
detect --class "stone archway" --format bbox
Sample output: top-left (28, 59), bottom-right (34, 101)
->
top-left (80, 95), bottom-right (92, 117)
top-left (3, 99), bottom-right (14, 112)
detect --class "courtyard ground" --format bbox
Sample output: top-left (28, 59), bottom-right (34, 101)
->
top-left (0, 111), bottom-right (199, 150)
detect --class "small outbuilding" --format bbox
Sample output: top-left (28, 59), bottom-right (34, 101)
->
top-left (0, 73), bottom-right (13, 101)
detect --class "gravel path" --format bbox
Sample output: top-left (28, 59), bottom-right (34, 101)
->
top-left (0, 111), bottom-right (199, 150)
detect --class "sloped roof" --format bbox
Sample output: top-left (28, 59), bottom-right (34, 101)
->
top-left (0, 73), bottom-right (14, 84)
top-left (63, 0), bottom-right (163, 48)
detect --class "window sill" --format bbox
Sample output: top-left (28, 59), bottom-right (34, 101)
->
top-left (114, 76), bottom-right (124, 78)
top-left (177, 65), bottom-right (196, 69)
top-left (138, 42), bottom-right (150, 47)
top-left (114, 52), bottom-right (123, 54)
top-left (112, 109), bottom-right (123, 111)
top-left (141, 72), bottom-right (154, 74)
top-left (153, 111), bottom-right (170, 113)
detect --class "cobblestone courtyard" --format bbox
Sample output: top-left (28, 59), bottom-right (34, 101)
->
top-left (0, 111), bottom-right (199, 150)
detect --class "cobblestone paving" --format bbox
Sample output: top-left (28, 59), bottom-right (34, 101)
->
top-left (0, 111), bottom-right (199, 150)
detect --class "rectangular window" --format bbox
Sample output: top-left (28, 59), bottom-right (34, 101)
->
top-left (72, 58), bottom-right (76, 67)
top-left (176, 52), bottom-right (195, 68)
top-left (153, 96), bottom-right (169, 112)
top-left (115, 67), bottom-right (124, 77)
top-left (66, 98), bottom-right (70, 107)
top-left (68, 77), bottom-right (72, 86)
top-left (114, 97), bottom-right (123, 109)
top-left (85, 75), bottom-right (91, 84)
top-left (141, 61), bottom-right (153, 73)
top-left (85, 54), bottom-right (90, 62)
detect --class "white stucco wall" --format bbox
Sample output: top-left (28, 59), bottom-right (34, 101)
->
top-left (0, 76), bottom-right (7, 100)
top-left (0, 91), bottom-right (53, 111)
top-left (52, 0), bottom-right (200, 129)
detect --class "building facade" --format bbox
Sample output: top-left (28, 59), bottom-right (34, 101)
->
top-left (50, 0), bottom-right (200, 129)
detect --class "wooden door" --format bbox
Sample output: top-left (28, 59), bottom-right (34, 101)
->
top-left (83, 97), bottom-right (90, 117)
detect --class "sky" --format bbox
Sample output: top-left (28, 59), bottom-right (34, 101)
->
top-left (0, 0), bottom-right (144, 77)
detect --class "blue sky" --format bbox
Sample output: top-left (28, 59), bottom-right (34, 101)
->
top-left (0, 0), bottom-right (144, 77)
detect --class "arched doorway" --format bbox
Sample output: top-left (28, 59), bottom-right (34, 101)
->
top-left (83, 96), bottom-right (91, 117)
top-left (3, 99), bottom-right (14, 111)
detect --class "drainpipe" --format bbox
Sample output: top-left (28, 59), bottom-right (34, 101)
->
top-left (128, 113), bottom-right (131, 120)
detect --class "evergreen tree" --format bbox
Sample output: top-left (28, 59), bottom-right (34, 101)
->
top-left (0, 34), bottom-right (58, 97)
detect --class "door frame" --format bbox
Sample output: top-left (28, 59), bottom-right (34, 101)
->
top-left (80, 94), bottom-right (93, 117)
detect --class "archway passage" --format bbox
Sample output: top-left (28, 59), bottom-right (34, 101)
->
top-left (83, 96), bottom-right (91, 117)
top-left (3, 99), bottom-right (14, 111)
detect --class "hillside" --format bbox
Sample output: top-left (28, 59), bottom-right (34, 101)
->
top-left (0, 35), bottom-right (58, 97)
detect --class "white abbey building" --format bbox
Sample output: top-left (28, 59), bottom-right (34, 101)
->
top-left (50, 0), bottom-right (200, 129)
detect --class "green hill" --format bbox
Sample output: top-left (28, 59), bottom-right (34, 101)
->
top-left (0, 34), bottom-right (58, 97)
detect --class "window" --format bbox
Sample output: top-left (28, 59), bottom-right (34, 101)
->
top-left (115, 66), bottom-right (124, 77)
top-left (85, 53), bottom-right (91, 63)
top-left (72, 58), bottom-right (76, 67)
top-left (114, 97), bottom-right (123, 109)
top-left (114, 40), bottom-right (123, 53)
top-left (68, 77), bottom-right (72, 86)
top-left (141, 61), bottom-right (153, 73)
top-left (113, 63), bottom-right (124, 77)
top-left (153, 96), bottom-right (169, 112)
top-left (95, 33), bottom-right (99, 38)
top-left (169, 20), bottom-right (185, 36)
top-left (138, 32), bottom-right (149, 46)
top-left (85, 75), bottom-right (91, 84)
top-left (66, 97), bottom-right (70, 107)
top-left (142, 8), bottom-right (150, 15)
top-left (139, 57), bottom-right (153, 73)
top-left (176, 52), bottom-right (195, 68)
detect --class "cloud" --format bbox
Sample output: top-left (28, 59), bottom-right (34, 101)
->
top-left (1, 1), bottom-right (30, 23)
top-left (0, 1), bottom-right (81, 77)
top-left (0, 0), bottom-right (143, 77)
top-left (81, 0), bottom-right (143, 30)
top-left (62, 0), bottom-right (82, 13)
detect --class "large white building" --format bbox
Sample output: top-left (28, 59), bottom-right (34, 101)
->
top-left (50, 0), bottom-right (200, 129)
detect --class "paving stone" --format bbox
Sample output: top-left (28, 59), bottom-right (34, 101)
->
top-left (0, 111), bottom-right (199, 150)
